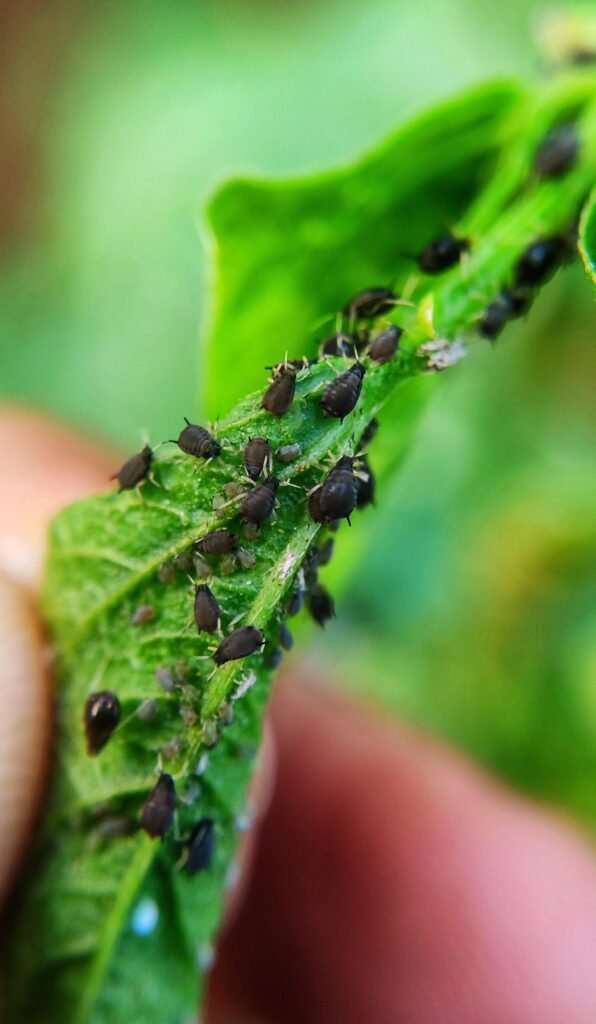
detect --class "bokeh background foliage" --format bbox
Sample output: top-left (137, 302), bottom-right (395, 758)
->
top-left (1, 0), bottom-right (596, 825)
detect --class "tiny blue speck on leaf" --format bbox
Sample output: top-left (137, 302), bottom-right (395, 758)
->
top-left (130, 897), bottom-right (159, 937)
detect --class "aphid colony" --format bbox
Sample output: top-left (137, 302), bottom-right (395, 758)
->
top-left (97, 114), bottom-right (581, 861)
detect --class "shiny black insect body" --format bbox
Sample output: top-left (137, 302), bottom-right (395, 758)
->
top-left (343, 287), bottom-right (396, 320)
top-left (264, 646), bottom-right (283, 670)
top-left (174, 418), bottom-right (221, 459)
top-left (186, 818), bottom-right (216, 875)
top-left (308, 487), bottom-right (326, 523)
top-left (194, 529), bottom-right (238, 555)
top-left (287, 583), bottom-right (305, 617)
top-left (514, 238), bottom-right (566, 287)
top-left (140, 774), bottom-right (176, 839)
top-left (244, 436), bottom-right (270, 481)
top-left (194, 584), bottom-right (221, 634)
top-left (262, 366), bottom-right (297, 417)
top-left (534, 123), bottom-right (579, 178)
top-left (307, 583), bottom-right (336, 628)
top-left (84, 691), bottom-right (121, 755)
top-left (479, 289), bottom-right (531, 339)
top-left (320, 457), bottom-right (358, 524)
top-left (355, 455), bottom-right (375, 508)
top-left (418, 234), bottom-right (469, 273)
top-left (241, 477), bottom-right (279, 526)
top-left (321, 364), bottom-right (365, 420)
top-left (368, 325), bottom-right (402, 364)
top-left (213, 625), bottom-right (264, 665)
top-left (112, 445), bottom-right (153, 491)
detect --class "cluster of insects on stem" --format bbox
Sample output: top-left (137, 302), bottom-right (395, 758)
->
top-left (87, 113), bottom-right (583, 871)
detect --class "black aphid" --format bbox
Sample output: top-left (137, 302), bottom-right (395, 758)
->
top-left (418, 234), bottom-right (469, 273)
top-left (320, 457), bottom-right (358, 524)
top-left (355, 455), bottom-right (375, 508)
top-left (244, 436), bottom-right (270, 481)
top-left (194, 584), bottom-right (221, 634)
top-left (213, 625), bottom-right (264, 665)
top-left (479, 289), bottom-right (531, 339)
top-left (84, 691), bottom-right (121, 755)
top-left (287, 583), bottom-right (305, 616)
top-left (262, 366), bottom-right (297, 417)
top-left (514, 237), bottom-right (566, 287)
top-left (321, 363), bottom-right (365, 420)
top-left (186, 818), bottom-right (215, 875)
top-left (308, 487), bottom-right (326, 523)
top-left (173, 418), bottom-right (221, 459)
top-left (318, 537), bottom-right (335, 566)
top-left (140, 774), bottom-right (176, 839)
top-left (111, 445), bottom-right (153, 491)
top-left (194, 529), bottom-right (239, 555)
top-left (131, 603), bottom-right (155, 626)
top-left (368, 325), bottom-right (402, 364)
top-left (241, 477), bottom-right (279, 526)
top-left (263, 646), bottom-right (284, 670)
top-left (534, 123), bottom-right (579, 178)
top-left (279, 623), bottom-right (293, 651)
top-left (319, 332), bottom-right (358, 358)
top-left (361, 418), bottom-right (379, 446)
top-left (307, 583), bottom-right (336, 628)
top-left (343, 287), bottom-right (396, 320)
top-left (276, 442), bottom-right (302, 463)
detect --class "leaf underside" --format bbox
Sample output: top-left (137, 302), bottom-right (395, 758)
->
top-left (7, 70), bottom-right (596, 1024)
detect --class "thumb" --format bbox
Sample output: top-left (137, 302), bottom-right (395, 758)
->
top-left (0, 572), bottom-right (49, 899)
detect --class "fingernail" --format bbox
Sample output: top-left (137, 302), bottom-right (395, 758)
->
top-left (0, 572), bottom-right (50, 897)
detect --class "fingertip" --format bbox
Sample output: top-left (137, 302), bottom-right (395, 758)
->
top-left (0, 404), bottom-right (116, 587)
top-left (0, 572), bottom-right (50, 901)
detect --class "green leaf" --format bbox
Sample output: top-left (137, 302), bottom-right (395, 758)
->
top-left (8, 70), bottom-right (596, 1024)
top-left (203, 80), bottom-right (525, 419)
top-left (579, 186), bottom-right (596, 285)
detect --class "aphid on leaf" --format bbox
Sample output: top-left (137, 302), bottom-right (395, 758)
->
top-left (84, 691), bottom-right (121, 755)
top-left (355, 455), bottom-right (375, 508)
top-left (368, 324), bottom-right (402, 364)
top-left (244, 436), bottom-right (270, 481)
top-left (479, 289), bottom-right (531, 339)
top-left (131, 603), bottom-right (155, 626)
top-left (194, 584), bottom-right (221, 634)
top-left (264, 646), bottom-right (284, 670)
top-left (218, 701), bottom-right (234, 726)
top-left (318, 537), bottom-right (335, 566)
top-left (154, 666), bottom-right (175, 692)
top-left (534, 122), bottom-right (579, 178)
top-left (262, 366), bottom-right (297, 417)
top-left (320, 457), bottom-right (358, 524)
top-left (321, 363), bottom-right (365, 420)
top-left (276, 442), bottom-right (302, 463)
top-left (172, 418), bottom-right (221, 459)
top-left (111, 444), bottom-right (153, 491)
top-left (186, 818), bottom-right (216, 875)
top-left (343, 287), bottom-right (396, 320)
top-left (319, 332), bottom-right (358, 358)
top-left (418, 234), bottom-right (469, 273)
top-left (194, 529), bottom-right (239, 555)
top-left (279, 623), bottom-right (293, 651)
top-left (286, 581), bottom-right (305, 618)
top-left (136, 698), bottom-right (158, 722)
top-left (307, 583), bottom-right (336, 628)
top-left (241, 477), bottom-right (279, 527)
top-left (361, 418), bottom-right (379, 446)
top-left (514, 237), bottom-right (566, 287)
top-left (308, 487), bottom-right (326, 524)
top-left (161, 736), bottom-right (184, 761)
top-left (213, 626), bottom-right (264, 665)
top-left (158, 561), bottom-right (176, 584)
top-left (175, 549), bottom-right (194, 573)
top-left (237, 547), bottom-right (257, 570)
top-left (140, 774), bottom-right (176, 839)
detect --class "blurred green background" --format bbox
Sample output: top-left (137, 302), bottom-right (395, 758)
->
top-left (1, 0), bottom-right (595, 822)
